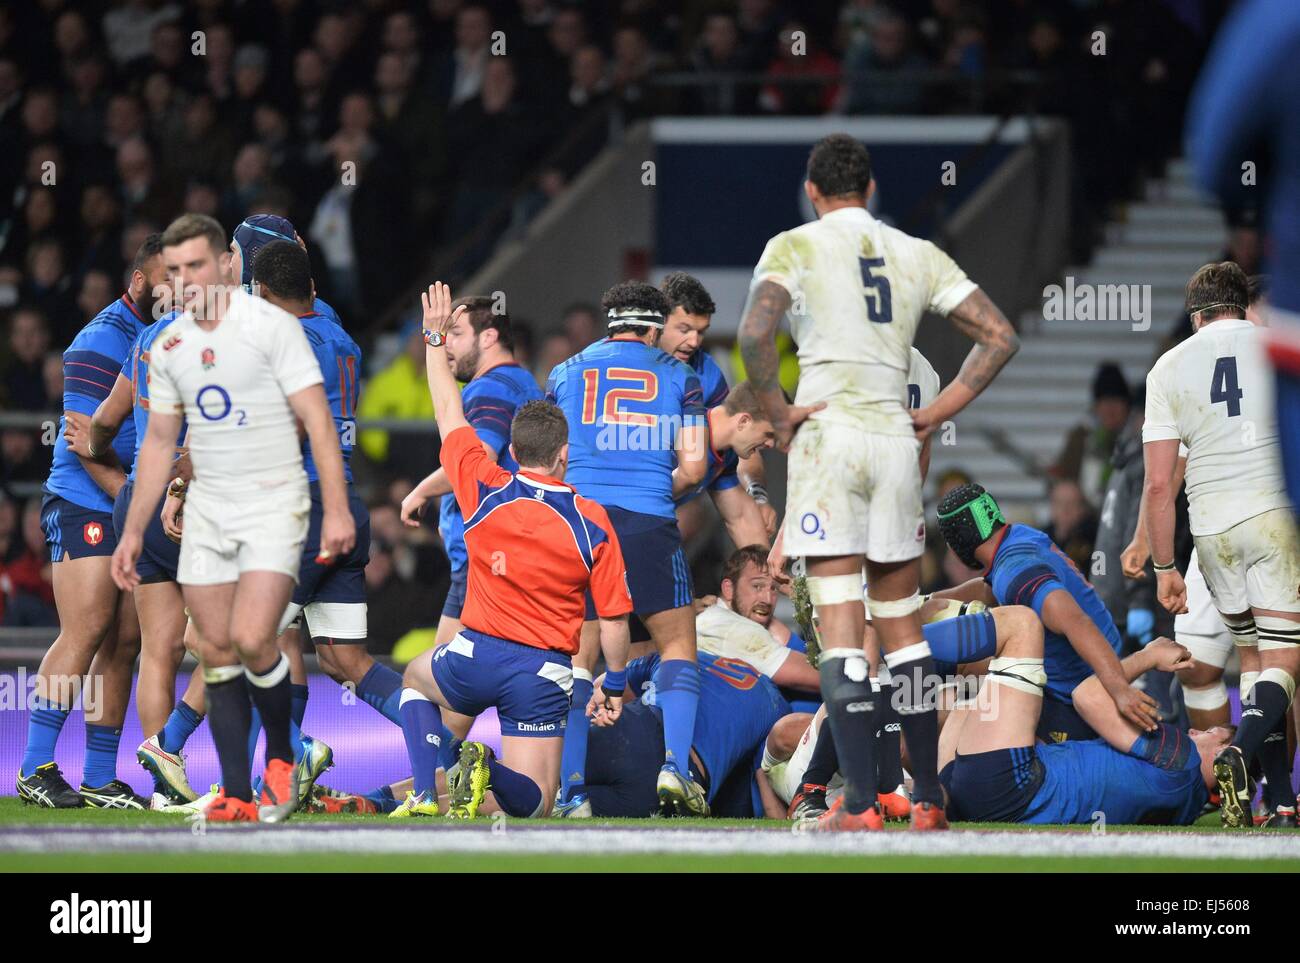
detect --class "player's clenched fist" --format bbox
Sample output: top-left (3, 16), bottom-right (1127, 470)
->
top-left (317, 507), bottom-right (356, 564)
top-left (1155, 568), bottom-right (1188, 615)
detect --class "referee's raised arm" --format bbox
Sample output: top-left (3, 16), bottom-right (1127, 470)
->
top-left (421, 281), bottom-right (471, 436)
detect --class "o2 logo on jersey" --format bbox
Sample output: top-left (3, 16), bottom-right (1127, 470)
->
top-left (195, 385), bottom-right (246, 425)
top-left (82, 522), bottom-right (103, 546)
top-left (800, 512), bottom-right (826, 541)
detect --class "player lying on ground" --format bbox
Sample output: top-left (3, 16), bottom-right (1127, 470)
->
top-left (112, 213), bottom-right (355, 823)
top-left (772, 595), bottom-right (992, 822)
top-left (933, 483), bottom-right (1158, 743)
top-left (1142, 260), bottom-right (1300, 828)
top-left (17, 234), bottom-right (168, 810)
top-left (740, 134), bottom-right (1019, 831)
top-left (393, 282), bottom-right (631, 819)
top-left (939, 624), bottom-right (1229, 825)
top-left (573, 650), bottom-right (791, 818)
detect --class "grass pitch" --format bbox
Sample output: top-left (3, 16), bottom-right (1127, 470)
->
top-left (4, 798), bottom-right (1300, 872)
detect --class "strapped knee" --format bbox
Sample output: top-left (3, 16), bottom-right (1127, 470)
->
top-left (1256, 616), bottom-right (1300, 652)
top-left (1222, 614), bottom-right (1258, 647)
top-left (985, 656), bottom-right (1045, 696)
top-left (807, 573), bottom-right (865, 607)
top-left (867, 592), bottom-right (924, 620)
top-left (1182, 680), bottom-right (1229, 711)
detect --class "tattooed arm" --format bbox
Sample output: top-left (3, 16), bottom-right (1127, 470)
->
top-left (912, 288), bottom-right (1020, 441)
top-left (738, 280), bottom-right (793, 442)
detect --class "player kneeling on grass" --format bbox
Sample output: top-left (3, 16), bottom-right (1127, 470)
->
top-left (393, 283), bottom-right (632, 819)
top-left (938, 616), bottom-right (1229, 825)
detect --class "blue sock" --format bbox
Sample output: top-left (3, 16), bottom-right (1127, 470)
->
top-left (399, 689), bottom-right (442, 797)
top-left (922, 611), bottom-right (998, 672)
top-left (290, 718), bottom-right (305, 764)
top-left (365, 784), bottom-right (399, 814)
top-left (559, 674), bottom-right (594, 801)
top-left (247, 705), bottom-right (262, 773)
top-left (83, 723), bottom-right (122, 788)
top-left (656, 659), bottom-right (700, 775)
top-left (291, 683), bottom-right (309, 727)
top-left (22, 698), bottom-right (70, 775)
top-left (357, 662), bottom-right (404, 725)
top-left (158, 702), bottom-right (202, 754)
top-left (438, 729), bottom-right (461, 772)
top-left (487, 755), bottom-right (543, 817)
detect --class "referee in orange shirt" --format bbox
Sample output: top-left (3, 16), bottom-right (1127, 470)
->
top-left (396, 282), bottom-right (633, 819)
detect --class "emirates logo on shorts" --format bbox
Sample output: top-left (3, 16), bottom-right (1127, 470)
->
top-left (83, 522), bottom-right (104, 546)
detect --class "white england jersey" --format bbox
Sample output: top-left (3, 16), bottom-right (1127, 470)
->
top-left (1143, 318), bottom-right (1290, 535)
top-left (148, 289), bottom-right (324, 497)
top-left (751, 206), bottom-right (975, 437)
top-left (695, 602), bottom-right (792, 679)
top-left (906, 347), bottom-right (940, 410)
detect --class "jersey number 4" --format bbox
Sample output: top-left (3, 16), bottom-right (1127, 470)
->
top-left (860, 257), bottom-right (893, 324)
top-left (581, 368), bottom-right (659, 426)
top-left (1210, 356), bottom-right (1244, 417)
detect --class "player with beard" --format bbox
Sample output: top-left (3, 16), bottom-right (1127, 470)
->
top-left (17, 235), bottom-right (168, 809)
top-left (658, 272), bottom-right (778, 539)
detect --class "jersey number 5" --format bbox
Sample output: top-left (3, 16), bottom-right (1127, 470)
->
top-left (860, 257), bottom-right (893, 324)
top-left (581, 368), bottom-right (659, 426)
top-left (1210, 356), bottom-right (1244, 417)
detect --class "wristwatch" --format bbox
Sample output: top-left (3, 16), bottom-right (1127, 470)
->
top-left (423, 328), bottom-right (445, 347)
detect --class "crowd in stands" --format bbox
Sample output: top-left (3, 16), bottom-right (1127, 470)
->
top-left (0, 0), bottom-right (1226, 637)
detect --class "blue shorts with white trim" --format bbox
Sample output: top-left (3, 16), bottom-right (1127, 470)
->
top-left (431, 628), bottom-right (573, 737)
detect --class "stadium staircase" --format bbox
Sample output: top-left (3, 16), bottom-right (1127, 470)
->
top-left (926, 158), bottom-right (1227, 511)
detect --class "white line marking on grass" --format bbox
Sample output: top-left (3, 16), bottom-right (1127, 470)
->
top-left (4, 826), bottom-right (1300, 861)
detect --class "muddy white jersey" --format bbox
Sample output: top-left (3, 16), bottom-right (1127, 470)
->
top-left (1143, 318), bottom-right (1291, 535)
top-left (907, 347), bottom-right (940, 410)
top-left (751, 206), bottom-right (975, 437)
top-left (147, 289), bottom-right (324, 497)
top-left (695, 602), bottom-right (792, 679)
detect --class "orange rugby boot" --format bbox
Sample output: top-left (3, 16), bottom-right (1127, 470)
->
top-left (910, 800), bottom-right (949, 831)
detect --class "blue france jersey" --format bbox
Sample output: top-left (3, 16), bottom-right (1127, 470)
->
top-left (1026, 739), bottom-right (1207, 826)
top-left (547, 338), bottom-right (706, 519)
top-left (629, 651), bottom-right (790, 802)
top-left (438, 363), bottom-right (543, 571)
top-left (124, 313), bottom-right (187, 481)
top-left (689, 348), bottom-right (730, 409)
top-left (675, 435), bottom-right (739, 506)
top-left (298, 305), bottom-right (360, 483)
top-left (45, 295), bottom-right (147, 512)
top-left (985, 524), bottom-right (1123, 701)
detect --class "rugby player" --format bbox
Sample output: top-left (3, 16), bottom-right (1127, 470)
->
top-left (740, 133), bottom-right (1019, 831)
top-left (393, 282), bottom-right (632, 819)
top-left (659, 272), bottom-right (777, 538)
top-left (761, 604), bottom-right (1033, 819)
top-left (546, 280), bottom-right (712, 816)
top-left (64, 271), bottom-right (202, 805)
top-left (1122, 275), bottom-right (1271, 738)
top-left (672, 382), bottom-right (778, 549)
top-left (111, 213), bottom-right (355, 823)
top-left (1142, 261), bottom-right (1300, 828)
top-left (934, 483), bottom-right (1155, 743)
top-left (16, 235), bottom-right (166, 809)
top-left (400, 296), bottom-right (542, 656)
top-left (252, 239), bottom-right (403, 806)
top-left (578, 649), bottom-right (792, 818)
top-left (938, 625), bottom-right (1227, 826)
